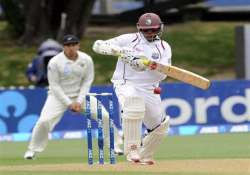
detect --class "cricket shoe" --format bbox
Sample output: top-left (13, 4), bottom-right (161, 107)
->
top-left (138, 158), bottom-right (155, 165)
top-left (24, 150), bottom-right (36, 160)
top-left (114, 146), bottom-right (124, 155)
top-left (114, 133), bottom-right (124, 155)
top-left (126, 145), bottom-right (140, 163)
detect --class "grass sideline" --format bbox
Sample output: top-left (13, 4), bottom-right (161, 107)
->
top-left (0, 133), bottom-right (249, 175)
top-left (0, 21), bottom-right (245, 87)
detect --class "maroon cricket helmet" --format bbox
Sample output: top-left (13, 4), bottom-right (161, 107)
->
top-left (136, 13), bottom-right (164, 41)
top-left (137, 13), bottom-right (163, 30)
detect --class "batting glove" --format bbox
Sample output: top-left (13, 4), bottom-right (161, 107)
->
top-left (119, 54), bottom-right (148, 71)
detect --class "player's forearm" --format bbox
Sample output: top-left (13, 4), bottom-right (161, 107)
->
top-left (77, 78), bottom-right (93, 104)
top-left (92, 40), bottom-right (122, 56)
top-left (77, 85), bottom-right (90, 104)
top-left (49, 84), bottom-right (72, 106)
top-left (48, 64), bottom-right (72, 106)
top-left (77, 68), bottom-right (94, 104)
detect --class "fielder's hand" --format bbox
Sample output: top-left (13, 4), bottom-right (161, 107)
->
top-left (69, 102), bottom-right (82, 113)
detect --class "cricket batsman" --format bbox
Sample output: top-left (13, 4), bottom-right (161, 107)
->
top-left (92, 13), bottom-right (171, 165)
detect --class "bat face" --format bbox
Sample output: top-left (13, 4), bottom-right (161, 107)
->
top-left (155, 63), bottom-right (211, 90)
top-left (128, 56), bottom-right (210, 90)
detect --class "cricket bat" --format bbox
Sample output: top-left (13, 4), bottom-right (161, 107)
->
top-left (94, 43), bottom-right (211, 90)
top-left (141, 59), bottom-right (210, 90)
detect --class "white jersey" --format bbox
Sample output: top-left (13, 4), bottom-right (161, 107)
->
top-left (47, 51), bottom-right (94, 106)
top-left (106, 32), bottom-right (172, 87)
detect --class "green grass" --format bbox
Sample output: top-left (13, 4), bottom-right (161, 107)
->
top-left (0, 21), bottom-right (246, 86)
top-left (166, 22), bottom-right (235, 67)
top-left (0, 133), bottom-right (249, 175)
top-left (0, 133), bottom-right (249, 164)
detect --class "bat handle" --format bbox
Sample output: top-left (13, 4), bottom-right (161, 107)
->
top-left (142, 59), bottom-right (151, 66)
top-left (141, 58), bottom-right (158, 70)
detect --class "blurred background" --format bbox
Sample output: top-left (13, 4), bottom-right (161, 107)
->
top-left (0, 0), bottom-right (250, 86)
top-left (0, 0), bottom-right (249, 164)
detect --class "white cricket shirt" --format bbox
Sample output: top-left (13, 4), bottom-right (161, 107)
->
top-left (106, 32), bottom-right (172, 87)
top-left (47, 51), bottom-right (94, 106)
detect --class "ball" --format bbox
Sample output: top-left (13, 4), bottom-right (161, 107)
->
top-left (153, 87), bottom-right (162, 94)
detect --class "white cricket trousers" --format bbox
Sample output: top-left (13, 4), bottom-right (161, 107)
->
top-left (114, 83), bottom-right (166, 130)
top-left (28, 94), bottom-right (121, 152)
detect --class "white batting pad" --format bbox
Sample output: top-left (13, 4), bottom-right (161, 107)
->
top-left (122, 97), bottom-right (145, 154)
top-left (92, 40), bottom-right (122, 56)
top-left (122, 117), bottom-right (143, 155)
top-left (122, 96), bottom-right (145, 119)
top-left (139, 116), bottom-right (170, 160)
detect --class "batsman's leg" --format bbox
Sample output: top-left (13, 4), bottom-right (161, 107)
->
top-left (121, 96), bottom-right (145, 163)
top-left (139, 116), bottom-right (170, 165)
top-left (24, 95), bottom-right (66, 159)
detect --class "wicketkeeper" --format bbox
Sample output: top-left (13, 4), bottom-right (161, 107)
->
top-left (24, 35), bottom-right (123, 160)
top-left (93, 13), bottom-right (171, 165)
